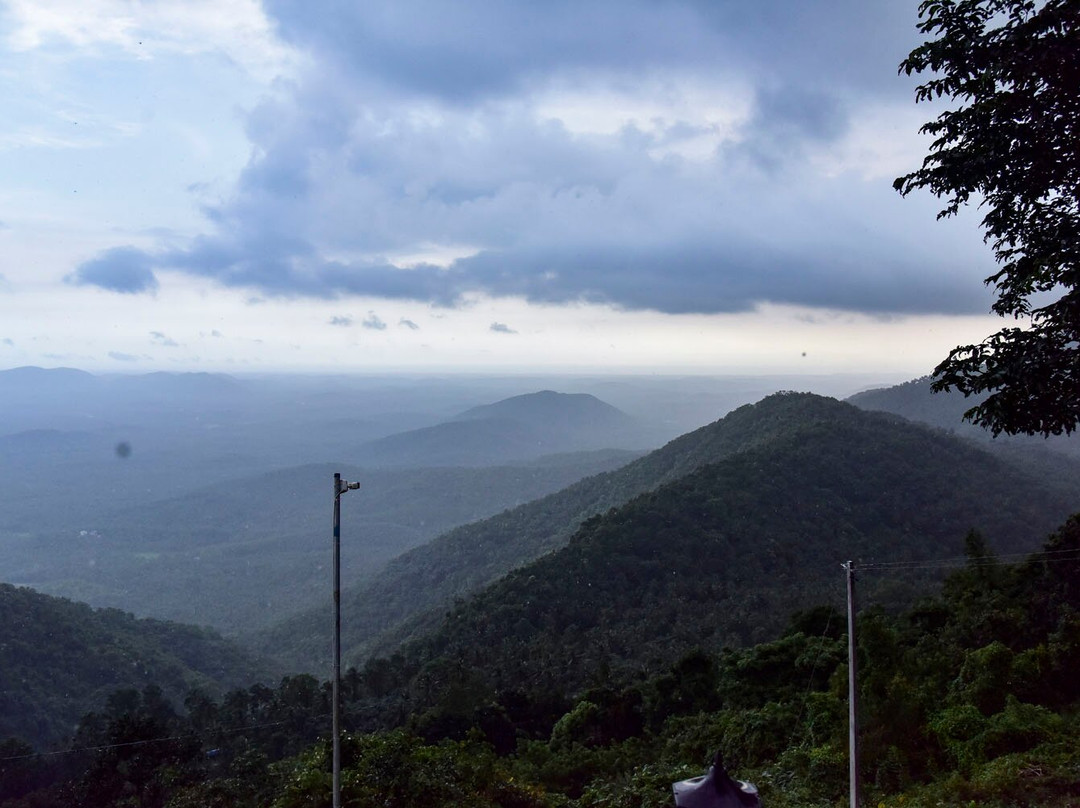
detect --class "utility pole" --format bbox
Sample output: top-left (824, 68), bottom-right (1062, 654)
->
top-left (333, 472), bottom-right (359, 808)
top-left (844, 560), bottom-right (861, 808)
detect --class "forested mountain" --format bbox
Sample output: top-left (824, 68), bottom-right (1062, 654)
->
top-left (394, 393), bottom-right (1080, 694)
top-left (254, 392), bottom-right (1080, 673)
top-left (8, 394), bottom-right (1080, 807)
top-left (4, 452), bottom-right (636, 635)
top-left (11, 495), bottom-right (1079, 808)
top-left (0, 584), bottom-right (268, 750)
top-left (254, 392), bottom-right (858, 669)
top-left (355, 391), bottom-right (654, 467)
top-left (848, 376), bottom-right (1080, 461)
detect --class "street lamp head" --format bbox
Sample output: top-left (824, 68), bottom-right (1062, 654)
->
top-left (335, 475), bottom-right (361, 495)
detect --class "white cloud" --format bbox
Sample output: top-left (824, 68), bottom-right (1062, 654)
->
top-left (149, 330), bottom-right (179, 347)
top-left (4, 0), bottom-right (299, 82)
top-left (532, 73), bottom-right (752, 161)
top-left (362, 313), bottom-right (387, 330)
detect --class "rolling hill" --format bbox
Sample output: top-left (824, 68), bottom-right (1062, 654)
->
top-left (356, 390), bottom-right (654, 467)
top-left (453, 390), bottom-right (636, 432)
top-left (254, 392), bottom-right (1080, 673)
top-left (395, 393), bottom-right (1080, 695)
top-left (0, 583), bottom-right (268, 750)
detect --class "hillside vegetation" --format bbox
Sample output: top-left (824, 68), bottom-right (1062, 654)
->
top-left (6, 392), bottom-right (1080, 807)
top-left (396, 393), bottom-right (1080, 695)
top-left (255, 393), bottom-right (1080, 672)
top-left (0, 584), bottom-right (268, 750)
top-left (8, 516), bottom-right (1079, 807)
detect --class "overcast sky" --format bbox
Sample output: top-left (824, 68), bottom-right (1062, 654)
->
top-left (0, 0), bottom-right (1006, 376)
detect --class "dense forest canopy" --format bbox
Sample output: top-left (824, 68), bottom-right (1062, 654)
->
top-left (4, 517), bottom-right (1078, 807)
top-left (0, 584), bottom-right (269, 750)
top-left (255, 391), bottom-right (1080, 674)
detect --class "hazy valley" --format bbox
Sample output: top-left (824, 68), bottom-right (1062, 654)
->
top-left (3, 367), bottom-right (1079, 807)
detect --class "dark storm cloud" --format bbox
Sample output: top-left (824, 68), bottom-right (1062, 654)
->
top-left (265, 0), bottom-right (712, 102)
top-left (159, 231), bottom-right (327, 296)
top-left (736, 85), bottom-right (851, 172)
top-left (66, 246), bottom-right (159, 294)
top-left (265, 0), bottom-right (920, 102)
top-left (77, 190), bottom-right (988, 316)
top-left (450, 237), bottom-right (984, 316)
top-left (69, 1), bottom-right (994, 318)
top-left (687, 1), bottom-right (922, 95)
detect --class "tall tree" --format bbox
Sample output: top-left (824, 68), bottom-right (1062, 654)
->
top-left (895, 0), bottom-right (1080, 436)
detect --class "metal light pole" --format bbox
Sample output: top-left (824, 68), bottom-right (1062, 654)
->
top-left (844, 560), bottom-right (861, 808)
top-left (333, 472), bottom-right (359, 808)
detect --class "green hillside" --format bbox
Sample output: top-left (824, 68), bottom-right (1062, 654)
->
top-left (0, 584), bottom-right (268, 750)
top-left (253, 392), bottom-right (868, 668)
top-left (255, 393), bottom-right (1080, 673)
top-left (391, 393), bottom-right (1080, 694)
top-left (12, 490), bottom-right (1080, 807)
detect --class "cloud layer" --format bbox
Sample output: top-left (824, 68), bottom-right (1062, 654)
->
top-left (67, 0), bottom-right (993, 317)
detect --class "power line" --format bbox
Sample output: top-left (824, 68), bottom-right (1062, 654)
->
top-left (785, 609), bottom-right (840, 751)
top-left (860, 547), bottom-right (1080, 573)
top-left (0, 714), bottom-right (332, 763)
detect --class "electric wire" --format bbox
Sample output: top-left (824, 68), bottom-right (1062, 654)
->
top-left (859, 547), bottom-right (1080, 573)
top-left (784, 606), bottom-right (841, 751)
top-left (0, 713), bottom-right (333, 763)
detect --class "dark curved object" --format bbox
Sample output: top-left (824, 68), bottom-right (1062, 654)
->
top-left (672, 751), bottom-right (761, 808)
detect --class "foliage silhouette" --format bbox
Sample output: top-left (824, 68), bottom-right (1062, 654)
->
top-left (896, 0), bottom-right (1080, 436)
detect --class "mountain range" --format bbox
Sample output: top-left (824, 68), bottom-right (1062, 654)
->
top-left (1, 376), bottom-right (665, 633)
top-left (255, 392), bottom-right (1080, 674)
top-left (6, 384), bottom-right (1080, 766)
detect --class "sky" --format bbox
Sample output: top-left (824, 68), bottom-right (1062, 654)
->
top-left (0, 0), bottom-right (1009, 376)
